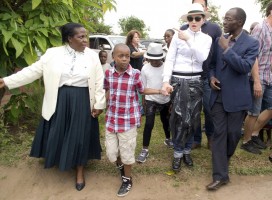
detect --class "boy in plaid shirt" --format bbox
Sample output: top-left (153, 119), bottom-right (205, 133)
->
top-left (104, 43), bottom-right (168, 197)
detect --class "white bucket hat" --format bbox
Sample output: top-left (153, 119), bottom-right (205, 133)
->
top-left (181, 3), bottom-right (211, 21)
top-left (144, 43), bottom-right (166, 60)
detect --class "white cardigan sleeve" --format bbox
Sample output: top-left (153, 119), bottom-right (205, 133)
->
top-left (3, 50), bottom-right (52, 89)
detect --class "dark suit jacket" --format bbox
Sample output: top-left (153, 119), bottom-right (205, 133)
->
top-left (209, 31), bottom-right (259, 112)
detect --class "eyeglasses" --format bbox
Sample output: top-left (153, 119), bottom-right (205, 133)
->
top-left (223, 17), bottom-right (236, 22)
top-left (187, 16), bottom-right (202, 22)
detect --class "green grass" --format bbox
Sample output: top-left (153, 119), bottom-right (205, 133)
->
top-left (1, 113), bottom-right (272, 179)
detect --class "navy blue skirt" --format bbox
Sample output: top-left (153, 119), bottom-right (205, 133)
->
top-left (30, 86), bottom-right (101, 171)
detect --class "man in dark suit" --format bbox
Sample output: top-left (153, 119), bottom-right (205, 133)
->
top-left (206, 7), bottom-right (259, 191)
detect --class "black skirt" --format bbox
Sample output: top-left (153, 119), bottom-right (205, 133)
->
top-left (30, 86), bottom-right (101, 171)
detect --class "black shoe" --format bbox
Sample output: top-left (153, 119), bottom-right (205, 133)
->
top-left (240, 140), bottom-right (262, 154)
top-left (75, 181), bottom-right (85, 191)
top-left (117, 176), bottom-right (133, 197)
top-left (172, 157), bottom-right (182, 172)
top-left (269, 155), bottom-right (272, 163)
top-left (116, 163), bottom-right (125, 178)
top-left (206, 179), bottom-right (229, 191)
top-left (183, 154), bottom-right (193, 167)
top-left (252, 136), bottom-right (267, 149)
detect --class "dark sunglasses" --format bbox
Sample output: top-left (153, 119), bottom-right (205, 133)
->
top-left (187, 16), bottom-right (202, 22)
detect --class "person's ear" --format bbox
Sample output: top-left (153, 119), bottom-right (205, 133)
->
top-left (237, 19), bottom-right (243, 26)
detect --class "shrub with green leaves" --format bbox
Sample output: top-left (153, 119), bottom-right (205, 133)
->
top-left (0, 0), bottom-right (116, 124)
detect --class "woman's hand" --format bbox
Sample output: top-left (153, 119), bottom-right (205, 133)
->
top-left (161, 82), bottom-right (173, 95)
top-left (0, 79), bottom-right (5, 88)
top-left (178, 30), bottom-right (190, 41)
top-left (91, 109), bottom-right (103, 118)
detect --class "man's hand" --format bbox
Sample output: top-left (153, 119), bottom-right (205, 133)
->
top-left (91, 109), bottom-right (103, 118)
top-left (253, 80), bottom-right (262, 98)
top-left (161, 82), bottom-right (173, 95)
top-left (210, 77), bottom-right (221, 90)
top-left (218, 34), bottom-right (233, 50)
top-left (0, 79), bottom-right (5, 88)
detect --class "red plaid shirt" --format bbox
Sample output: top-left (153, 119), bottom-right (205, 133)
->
top-left (104, 65), bottom-right (144, 133)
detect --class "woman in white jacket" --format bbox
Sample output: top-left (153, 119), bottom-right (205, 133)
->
top-left (162, 3), bottom-right (212, 172)
top-left (0, 23), bottom-right (105, 191)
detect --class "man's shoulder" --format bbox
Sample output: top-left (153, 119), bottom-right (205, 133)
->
top-left (202, 21), bottom-right (222, 38)
top-left (205, 21), bottom-right (220, 28)
top-left (180, 23), bottom-right (189, 30)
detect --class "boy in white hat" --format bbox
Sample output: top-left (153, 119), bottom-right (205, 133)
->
top-left (136, 43), bottom-right (173, 163)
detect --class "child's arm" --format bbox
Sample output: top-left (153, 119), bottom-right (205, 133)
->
top-left (142, 88), bottom-right (169, 96)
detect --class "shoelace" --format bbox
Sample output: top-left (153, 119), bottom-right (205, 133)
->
top-left (140, 150), bottom-right (148, 156)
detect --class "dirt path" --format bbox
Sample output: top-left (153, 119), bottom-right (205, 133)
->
top-left (0, 161), bottom-right (271, 200)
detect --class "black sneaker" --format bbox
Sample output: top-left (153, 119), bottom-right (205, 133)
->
top-left (117, 176), bottom-right (133, 197)
top-left (251, 136), bottom-right (267, 149)
top-left (183, 154), bottom-right (193, 167)
top-left (240, 140), bottom-right (262, 154)
top-left (136, 149), bottom-right (149, 163)
top-left (164, 139), bottom-right (174, 148)
top-left (116, 163), bottom-right (125, 178)
top-left (172, 157), bottom-right (182, 172)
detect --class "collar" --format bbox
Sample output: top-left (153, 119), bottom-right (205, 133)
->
top-left (187, 28), bottom-right (202, 34)
top-left (230, 30), bottom-right (243, 42)
top-left (264, 18), bottom-right (272, 32)
top-left (113, 64), bottom-right (133, 76)
top-left (65, 44), bottom-right (85, 55)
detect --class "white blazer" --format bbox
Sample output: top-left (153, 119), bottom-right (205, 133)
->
top-left (3, 46), bottom-right (106, 121)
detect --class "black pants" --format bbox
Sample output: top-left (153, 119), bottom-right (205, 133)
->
top-left (143, 100), bottom-right (171, 147)
top-left (211, 94), bottom-right (246, 181)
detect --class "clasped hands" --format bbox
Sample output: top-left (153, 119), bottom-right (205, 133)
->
top-left (161, 82), bottom-right (173, 96)
top-left (91, 109), bottom-right (103, 118)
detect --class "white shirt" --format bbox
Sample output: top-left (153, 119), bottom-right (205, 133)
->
top-left (102, 63), bottom-right (112, 73)
top-left (141, 62), bottom-right (170, 104)
top-left (59, 45), bottom-right (89, 87)
top-left (163, 28), bottom-right (212, 82)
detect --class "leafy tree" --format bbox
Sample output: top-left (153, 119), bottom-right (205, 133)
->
top-left (256, 0), bottom-right (271, 16)
top-left (209, 3), bottom-right (223, 28)
top-left (0, 0), bottom-right (116, 124)
top-left (118, 15), bottom-right (149, 38)
top-left (92, 23), bottom-right (113, 34)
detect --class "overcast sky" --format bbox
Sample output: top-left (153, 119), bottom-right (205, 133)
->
top-left (104, 0), bottom-right (264, 38)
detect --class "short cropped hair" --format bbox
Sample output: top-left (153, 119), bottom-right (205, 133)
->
top-left (60, 22), bottom-right (84, 44)
top-left (266, 1), bottom-right (272, 17)
top-left (230, 7), bottom-right (246, 26)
